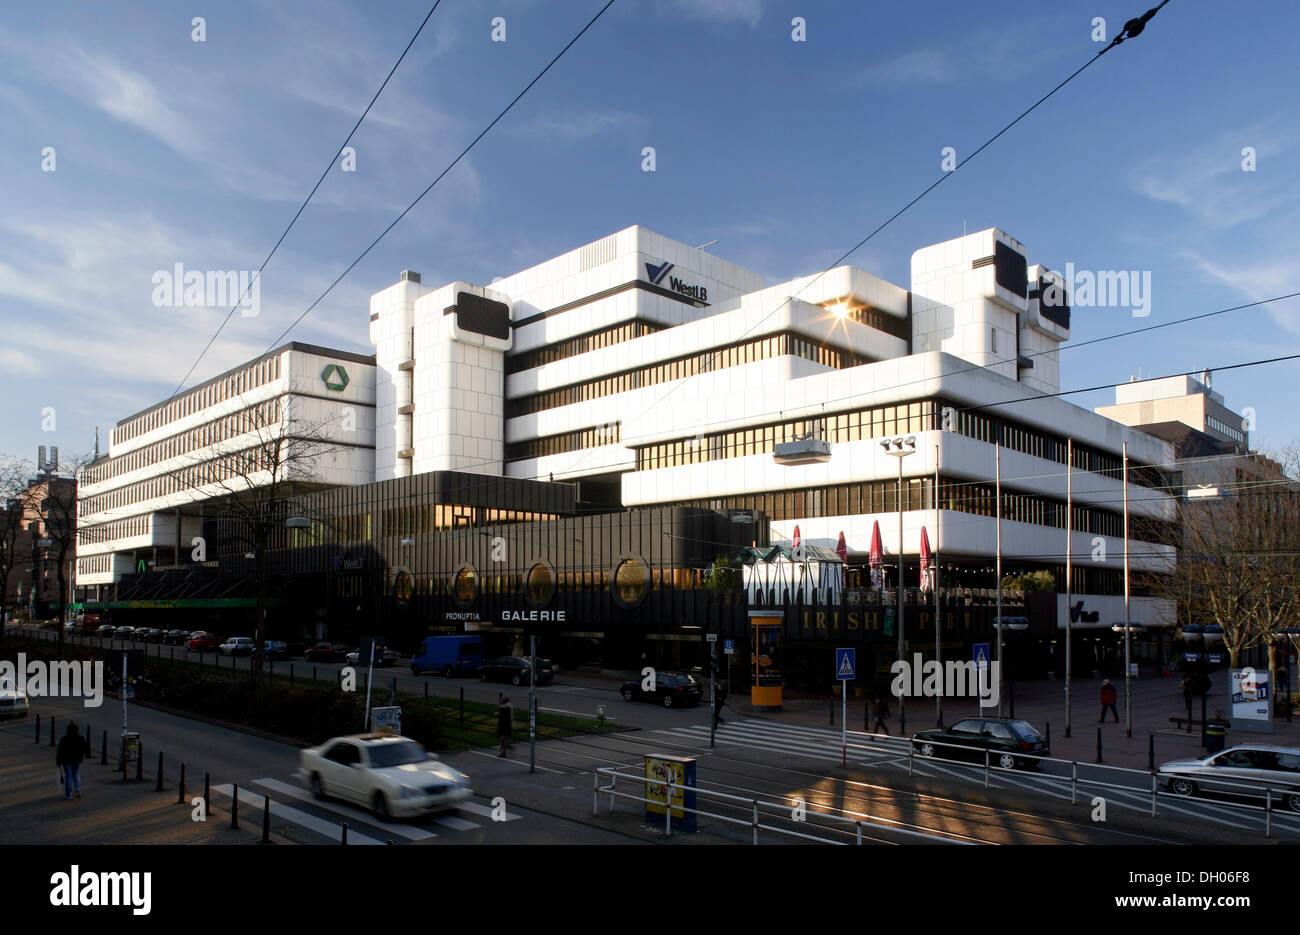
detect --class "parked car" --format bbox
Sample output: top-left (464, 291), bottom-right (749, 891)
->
top-left (298, 734), bottom-right (472, 818)
top-left (95, 624), bottom-right (116, 637)
top-left (115, 626), bottom-right (138, 640)
top-left (77, 613), bottom-right (101, 632)
top-left (187, 631), bottom-right (220, 652)
top-left (163, 629), bottom-right (192, 645)
top-left (620, 672), bottom-right (703, 708)
top-left (252, 640), bottom-right (291, 660)
top-left (410, 635), bottom-right (484, 677)
top-left (142, 628), bottom-right (168, 643)
top-left (911, 717), bottom-right (1050, 770)
top-left (1158, 744), bottom-right (1300, 812)
top-left (219, 637), bottom-right (255, 656)
top-left (479, 655), bottom-right (554, 686)
top-left (0, 678), bottom-right (30, 719)
top-left (304, 641), bottom-right (350, 663)
top-left (346, 646), bottom-right (398, 668)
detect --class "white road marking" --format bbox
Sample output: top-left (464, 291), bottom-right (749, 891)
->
top-left (211, 784), bottom-right (385, 845)
top-left (251, 778), bottom-right (435, 840)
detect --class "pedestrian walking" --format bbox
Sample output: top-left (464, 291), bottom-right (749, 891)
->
top-left (1180, 674), bottom-right (1193, 723)
top-left (55, 723), bottom-right (87, 800)
top-left (497, 696), bottom-right (514, 757)
top-left (713, 680), bottom-right (727, 727)
top-left (1099, 679), bottom-right (1119, 723)
top-left (871, 693), bottom-right (891, 736)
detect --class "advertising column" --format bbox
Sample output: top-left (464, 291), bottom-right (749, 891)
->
top-left (750, 610), bottom-right (783, 709)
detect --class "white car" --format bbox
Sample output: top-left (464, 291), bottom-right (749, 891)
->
top-left (298, 734), bottom-right (472, 818)
top-left (0, 679), bottom-right (30, 719)
top-left (219, 637), bottom-right (254, 656)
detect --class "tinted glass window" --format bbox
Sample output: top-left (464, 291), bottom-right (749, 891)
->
top-left (1216, 750), bottom-right (1258, 768)
top-left (985, 722), bottom-right (1013, 739)
top-left (367, 741), bottom-right (427, 768)
top-left (324, 744), bottom-right (359, 765)
top-left (951, 720), bottom-right (982, 735)
top-left (1009, 721), bottom-right (1042, 741)
top-left (1270, 753), bottom-right (1300, 772)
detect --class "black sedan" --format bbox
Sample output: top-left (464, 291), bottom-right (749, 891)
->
top-left (141, 628), bottom-right (168, 643)
top-left (911, 717), bottom-right (1049, 770)
top-left (620, 672), bottom-right (703, 708)
top-left (478, 656), bottom-right (554, 686)
top-left (163, 629), bottom-right (193, 645)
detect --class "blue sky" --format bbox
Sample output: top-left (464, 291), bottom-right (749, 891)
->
top-left (1, 0), bottom-right (1296, 468)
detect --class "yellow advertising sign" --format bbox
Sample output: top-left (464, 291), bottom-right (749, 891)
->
top-left (645, 755), bottom-right (686, 817)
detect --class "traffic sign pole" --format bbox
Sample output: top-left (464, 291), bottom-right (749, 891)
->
top-left (835, 648), bottom-right (855, 766)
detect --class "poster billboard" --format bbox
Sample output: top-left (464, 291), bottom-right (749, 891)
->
top-left (1230, 667), bottom-right (1273, 734)
top-left (644, 754), bottom-right (697, 832)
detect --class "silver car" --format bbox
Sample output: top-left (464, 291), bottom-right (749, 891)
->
top-left (1158, 743), bottom-right (1300, 812)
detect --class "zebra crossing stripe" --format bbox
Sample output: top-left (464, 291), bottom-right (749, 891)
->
top-left (252, 777), bottom-right (436, 841)
top-left (212, 784), bottom-right (385, 845)
top-left (458, 800), bottom-right (520, 821)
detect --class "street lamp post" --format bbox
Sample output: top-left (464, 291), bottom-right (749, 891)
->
top-left (881, 436), bottom-right (917, 736)
top-left (995, 439), bottom-right (1004, 717)
top-left (1123, 442), bottom-right (1132, 738)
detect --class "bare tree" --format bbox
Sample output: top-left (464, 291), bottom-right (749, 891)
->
top-left (0, 456), bottom-right (32, 641)
top-left (185, 389), bottom-right (348, 697)
top-left (20, 456), bottom-right (87, 656)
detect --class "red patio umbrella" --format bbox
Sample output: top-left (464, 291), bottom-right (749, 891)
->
top-left (868, 520), bottom-right (884, 591)
top-left (919, 526), bottom-right (933, 592)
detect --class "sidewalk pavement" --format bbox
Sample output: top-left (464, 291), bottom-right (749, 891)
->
top-left (726, 672), bottom-right (1299, 771)
top-left (0, 720), bottom-right (280, 845)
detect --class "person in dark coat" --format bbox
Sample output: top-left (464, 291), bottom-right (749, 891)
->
top-left (497, 696), bottom-right (514, 757)
top-left (713, 680), bottom-right (727, 727)
top-left (1180, 675), bottom-right (1193, 723)
top-left (56, 723), bottom-right (87, 800)
top-left (871, 693), bottom-right (891, 736)
top-left (1099, 679), bottom-right (1119, 723)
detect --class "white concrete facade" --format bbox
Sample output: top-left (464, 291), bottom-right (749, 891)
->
top-left (76, 344), bottom-right (376, 586)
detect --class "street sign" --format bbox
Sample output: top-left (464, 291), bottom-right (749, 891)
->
top-left (835, 647), bottom-right (855, 681)
top-left (371, 706), bottom-right (401, 735)
top-left (723, 639), bottom-right (735, 655)
top-left (973, 643), bottom-right (990, 672)
top-left (36, 538), bottom-right (52, 549)
top-left (706, 633), bottom-right (717, 643)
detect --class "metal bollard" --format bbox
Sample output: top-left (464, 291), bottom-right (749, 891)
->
top-left (1150, 773), bottom-right (1158, 817)
top-left (1096, 727), bottom-right (1103, 764)
top-left (155, 751), bottom-right (164, 791)
top-left (178, 763), bottom-right (187, 804)
top-left (101, 730), bottom-right (108, 765)
top-left (751, 800), bottom-right (759, 845)
top-left (136, 743), bottom-right (144, 781)
top-left (262, 794), bottom-right (271, 843)
top-left (204, 772), bottom-right (211, 812)
top-left (34, 713), bottom-right (40, 743)
top-left (290, 663), bottom-right (294, 687)
top-left (50, 716), bottom-right (56, 745)
top-left (341, 822), bottom-right (348, 845)
top-left (1148, 734), bottom-right (1155, 772)
top-left (1046, 721), bottom-right (1051, 748)
top-left (85, 724), bottom-right (91, 758)
top-left (230, 784), bottom-right (239, 829)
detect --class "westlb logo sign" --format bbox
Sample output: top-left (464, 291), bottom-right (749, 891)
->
top-left (645, 260), bottom-right (708, 303)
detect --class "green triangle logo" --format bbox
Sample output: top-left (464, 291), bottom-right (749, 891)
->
top-left (321, 364), bottom-right (350, 391)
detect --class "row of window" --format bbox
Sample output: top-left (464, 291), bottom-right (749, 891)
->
top-left (83, 399), bottom-right (281, 487)
top-left (114, 356), bottom-right (282, 444)
top-left (840, 303), bottom-right (912, 342)
top-left (77, 515), bottom-right (150, 549)
top-left (285, 506), bottom-right (562, 549)
top-left (76, 554), bottom-right (113, 575)
top-left (80, 444), bottom-right (279, 516)
top-left (633, 395), bottom-right (1164, 489)
top-left (636, 403), bottom-right (938, 470)
top-left (676, 474), bottom-right (1177, 544)
top-left (504, 423), bottom-right (622, 463)
top-left (1207, 415), bottom-right (1245, 444)
top-left (505, 332), bottom-right (874, 419)
top-left (505, 321), bottom-right (666, 375)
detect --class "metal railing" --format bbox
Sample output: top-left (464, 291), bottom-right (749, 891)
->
top-left (593, 765), bottom-right (973, 845)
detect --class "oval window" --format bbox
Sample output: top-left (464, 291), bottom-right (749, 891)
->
top-left (525, 562), bottom-right (555, 608)
top-left (453, 565), bottom-right (478, 607)
top-left (611, 557), bottom-right (649, 608)
top-left (393, 568), bottom-right (413, 607)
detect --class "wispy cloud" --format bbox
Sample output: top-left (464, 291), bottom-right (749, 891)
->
top-left (510, 109), bottom-right (645, 142)
top-left (667, 0), bottom-right (762, 28)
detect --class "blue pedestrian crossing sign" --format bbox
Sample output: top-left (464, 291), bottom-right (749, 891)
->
top-left (835, 648), bottom-right (856, 680)
top-left (973, 643), bottom-right (991, 672)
